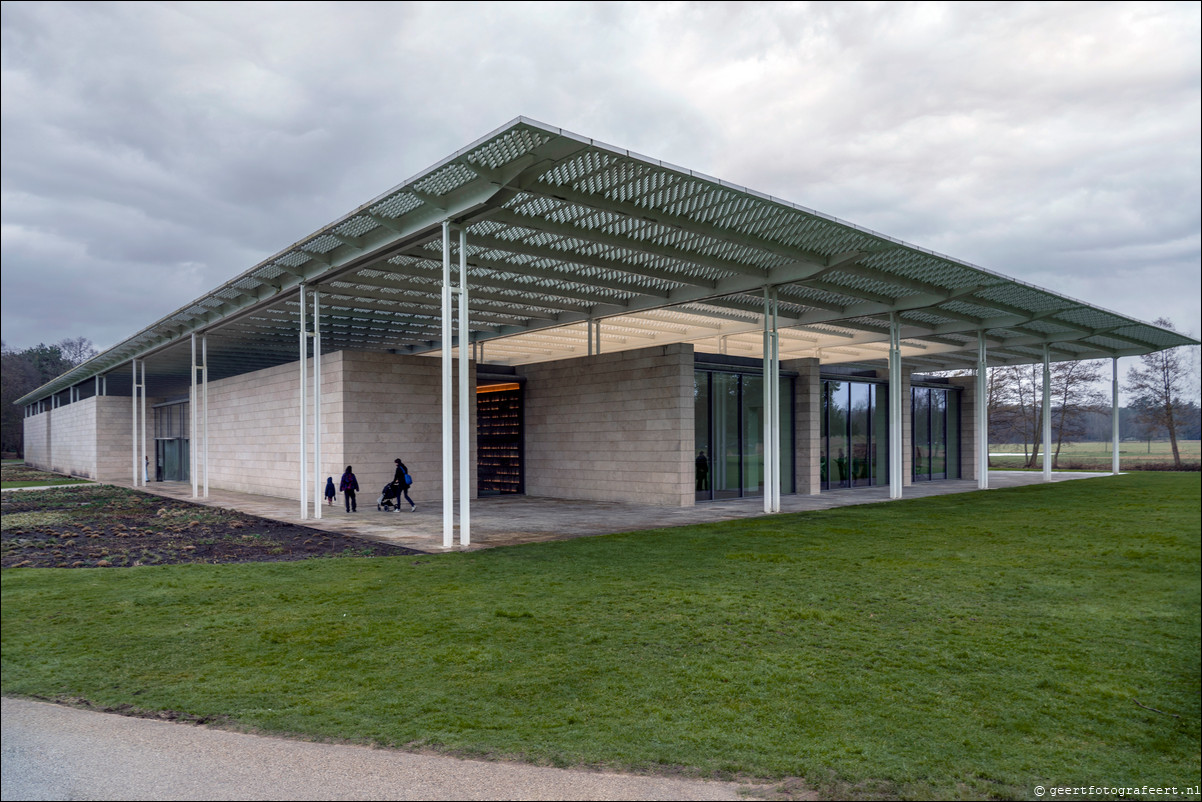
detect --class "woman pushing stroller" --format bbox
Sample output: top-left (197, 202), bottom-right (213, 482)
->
top-left (385, 458), bottom-right (415, 512)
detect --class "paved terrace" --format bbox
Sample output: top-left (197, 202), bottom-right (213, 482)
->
top-left (106, 471), bottom-right (1111, 553)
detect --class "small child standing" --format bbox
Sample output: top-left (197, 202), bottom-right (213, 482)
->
top-left (324, 476), bottom-right (337, 506)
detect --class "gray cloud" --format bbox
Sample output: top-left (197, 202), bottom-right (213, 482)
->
top-left (2, 0), bottom-right (1199, 356)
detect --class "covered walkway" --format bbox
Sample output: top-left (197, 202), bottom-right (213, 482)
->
top-left (112, 471), bottom-right (1109, 553)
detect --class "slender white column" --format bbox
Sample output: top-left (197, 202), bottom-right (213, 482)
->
top-left (889, 315), bottom-right (903, 499)
top-left (1042, 345), bottom-right (1052, 481)
top-left (191, 334), bottom-right (198, 498)
top-left (763, 291), bottom-right (772, 513)
top-left (140, 360), bottom-right (147, 487)
top-left (459, 229), bottom-right (471, 547)
top-left (298, 284), bottom-right (308, 519)
top-left (313, 290), bottom-right (322, 520)
top-left (131, 360), bottom-right (138, 485)
top-left (1112, 357), bottom-right (1120, 475)
top-left (771, 290), bottom-right (781, 511)
top-left (977, 332), bottom-right (989, 490)
top-left (442, 222), bottom-right (454, 549)
top-left (202, 334), bottom-right (209, 498)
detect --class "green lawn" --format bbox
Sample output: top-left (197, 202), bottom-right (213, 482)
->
top-left (3, 474), bottom-right (1199, 800)
top-left (989, 439), bottom-right (1201, 471)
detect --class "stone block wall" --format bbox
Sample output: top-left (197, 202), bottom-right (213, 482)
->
top-left (201, 354), bottom-right (346, 500)
top-left (338, 350), bottom-right (475, 508)
top-left (47, 398), bottom-right (98, 478)
top-left (96, 395), bottom-right (141, 481)
top-left (21, 394), bottom-right (151, 481)
top-left (784, 357), bottom-right (821, 495)
top-left (22, 411), bottom-right (50, 471)
top-left (521, 343), bottom-right (694, 506)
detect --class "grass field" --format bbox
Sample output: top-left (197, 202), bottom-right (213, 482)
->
top-left (3, 474), bottom-right (1199, 800)
top-left (989, 439), bottom-right (1201, 470)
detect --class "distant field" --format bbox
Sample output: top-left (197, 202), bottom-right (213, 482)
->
top-left (989, 439), bottom-right (1201, 470)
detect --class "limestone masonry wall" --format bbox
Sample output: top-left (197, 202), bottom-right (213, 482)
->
top-left (521, 344), bottom-right (693, 507)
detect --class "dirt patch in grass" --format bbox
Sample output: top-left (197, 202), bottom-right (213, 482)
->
top-left (2, 484), bottom-right (421, 568)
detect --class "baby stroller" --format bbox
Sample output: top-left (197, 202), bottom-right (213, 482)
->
top-left (377, 481), bottom-right (403, 511)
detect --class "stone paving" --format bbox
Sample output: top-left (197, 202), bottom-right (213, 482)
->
top-left (106, 470), bottom-right (1114, 554)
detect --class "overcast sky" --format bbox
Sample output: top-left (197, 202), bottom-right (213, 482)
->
top-left (3, 1), bottom-right (1199, 379)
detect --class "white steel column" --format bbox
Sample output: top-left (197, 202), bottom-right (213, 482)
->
top-left (762, 288), bottom-right (781, 513)
top-left (131, 360), bottom-right (139, 485)
top-left (298, 284), bottom-right (308, 519)
top-left (202, 334), bottom-right (209, 498)
top-left (458, 229), bottom-right (471, 547)
top-left (763, 292), bottom-right (772, 513)
top-left (977, 332), bottom-right (989, 490)
top-left (191, 334), bottom-right (198, 498)
top-left (441, 222), bottom-right (454, 549)
top-left (772, 293), bottom-right (781, 510)
top-left (888, 315), bottom-right (903, 499)
top-left (1042, 345), bottom-right (1052, 481)
top-left (1111, 357), bottom-right (1120, 475)
top-left (313, 290), bottom-right (323, 520)
top-left (140, 361), bottom-right (147, 486)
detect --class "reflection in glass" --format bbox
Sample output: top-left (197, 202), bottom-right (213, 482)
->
top-left (932, 390), bottom-right (947, 479)
top-left (850, 382), bottom-right (870, 487)
top-left (714, 372), bottom-right (741, 500)
top-left (829, 382), bottom-right (849, 488)
top-left (871, 384), bottom-right (888, 485)
top-left (694, 368), bottom-right (795, 500)
top-left (742, 375), bottom-right (764, 495)
top-left (911, 386), bottom-right (960, 482)
top-left (913, 387), bottom-right (931, 481)
top-left (694, 373), bottom-right (711, 501)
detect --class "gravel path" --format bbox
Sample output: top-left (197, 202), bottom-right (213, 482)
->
top-left (1, 697), bottom-right (776, 801)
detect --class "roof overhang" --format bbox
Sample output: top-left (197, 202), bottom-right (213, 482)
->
top-left (17, 116), bottom-right (1199, 404)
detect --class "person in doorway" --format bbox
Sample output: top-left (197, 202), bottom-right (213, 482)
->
top-left (393, 458), bottom-right (416, 512)
top-left (324, 477), bottom-right (337, 506)
top-left (339, 466), bottom-right (359, 513)
top-left (695, 450), bottom-right (709, 491)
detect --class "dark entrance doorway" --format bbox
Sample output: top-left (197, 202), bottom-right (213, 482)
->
top-left (477, 382), bottom-right (524, 495)
top-left (153, 399), bottom-right (189, 482)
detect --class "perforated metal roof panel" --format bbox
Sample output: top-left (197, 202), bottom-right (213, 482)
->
top-left (17, 117), bottom-right (1198, 405)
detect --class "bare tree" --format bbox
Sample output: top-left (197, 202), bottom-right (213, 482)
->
top-left (1124, 318), bottom-right (1198, 469)
top-left (1050, 360), bottom-right (1107, 467)
top-left (989, 359), bottom-right (1108, 468)
top-left (56, 336), bottom-right (97, 366)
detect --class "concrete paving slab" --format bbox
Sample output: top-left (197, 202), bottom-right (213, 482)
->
top-left (103, 471), bottom-right (1114, 553)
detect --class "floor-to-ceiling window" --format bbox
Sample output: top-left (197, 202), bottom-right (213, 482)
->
top-left (153, 399), bottom-right (189, 482)
top-left (911, 384), bottom-right (961, 481)
top-left (694, 367), bottom-right (794, 503)
top-left (821, 378), bottom-right (888, 490)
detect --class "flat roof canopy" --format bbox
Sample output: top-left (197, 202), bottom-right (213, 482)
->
top-left (19, 117), bottom-right (1198, 403)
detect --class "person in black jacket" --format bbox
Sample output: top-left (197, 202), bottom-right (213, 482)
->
top-left (393, 458), bottom-right (416, 512)
top-left (339, 466), bottom-right (359, 513)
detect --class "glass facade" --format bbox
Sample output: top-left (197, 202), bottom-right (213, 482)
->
top-left (694, 369), bottom-right (794, 502)
top-left (911, 385), bottom-right (960, 481)
top-left (153, 400), bottom-right (189, 482)
top-left (821, 379), bottom-right (889, 490)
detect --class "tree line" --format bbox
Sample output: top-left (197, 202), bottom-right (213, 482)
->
top-left (986, 318), bottom-right (1199, 469)
top-left (1, 337), bottom-right (98, 456)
